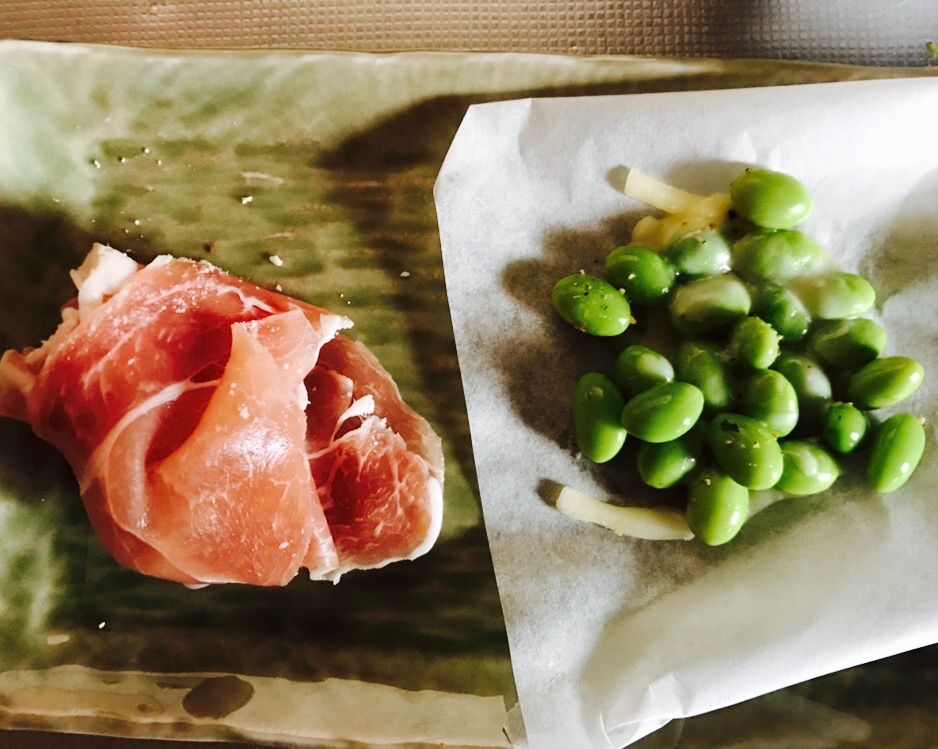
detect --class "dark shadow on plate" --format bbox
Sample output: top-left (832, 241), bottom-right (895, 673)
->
top-left (0, 201), bottom-right (174, 351)
top-left (498, 214), bottom-right (639, 456)
top-left (0, 206), bottom-right (101, 350)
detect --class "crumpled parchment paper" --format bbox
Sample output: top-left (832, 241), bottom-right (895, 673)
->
top-left (434, 78), bottom-right (938, 748)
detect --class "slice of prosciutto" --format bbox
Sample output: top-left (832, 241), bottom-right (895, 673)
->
top-left (0, 244), bottom-right (443, 586)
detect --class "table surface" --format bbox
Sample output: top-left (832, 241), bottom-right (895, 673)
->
top-left (2, 4), bottom-right (938, 748)
top-left (1, 0), bottom-right (938, 67)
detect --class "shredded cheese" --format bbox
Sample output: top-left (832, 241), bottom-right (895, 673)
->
top-left (623, 169), bottom-right (731, 221)
top-left (556, 486), bottom-right (694, 541)
top-left (622, 169), bottom-right (733, 251)
top-left (630, 213), bottom-right (719, 251)
top-left (623, 169), bottom-right (708, 215)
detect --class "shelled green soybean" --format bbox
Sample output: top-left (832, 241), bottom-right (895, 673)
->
top-left (553, 166), bottom-right (926, 545)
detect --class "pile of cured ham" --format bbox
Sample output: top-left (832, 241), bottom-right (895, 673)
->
top-left (0, 245), bottom-right (443, 586)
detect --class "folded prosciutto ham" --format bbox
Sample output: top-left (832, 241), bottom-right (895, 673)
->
top-left (0, 245), bottom-right (443, 585)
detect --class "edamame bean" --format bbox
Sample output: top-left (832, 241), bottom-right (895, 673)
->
top-left (729, 167), bottom-right (813, 230)
top-left (553, 164), bottom-right (929, 545)
top-left (808, 318), bottom-right (886, 369)
top-left (847, 356), bottom-right (925, 410)
top-left (729, 316), bottom-right (780, 370)
top-left (669, 273), bottom-right (751, 337)
top-left (664, 230), bottom-right (732, 277)
top-left (773, 353), bottom-right (832, 431)
top-left (867, 413), bottom-right (926, 493)
top-left (620, 381), bottom-right (704, 444)
top-left (605, 244), bottom-right (676, 306)
top-left (686, 469), bottom-right (749, 546)
top-left (612, 345), bottom-right (674, 397)
top-left (740, 370), bottom-right (799, 438)
top-left (790, 272), bottom-right (876, 320)
top-left (674, 340), bottom-right (734, 415)
top-left (732, 229), bottom-right (823, 283)
top-left (709, 413), bottom-right (784, 490)
top-left (637, 434), bottom-right (701, 489)
top-left (750, 282), bottom-right (811, 343)
top-left (775, 440), bottom-right (840, 495)
top-left (573, 373), bottom-right (628, 463)
top-left (552, 274), bottom-right (632, 336)
top-left (820, 402), bottom-right (868, 454)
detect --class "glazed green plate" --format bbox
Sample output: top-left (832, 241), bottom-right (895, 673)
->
top-left (0, 41), bottom-right (928, 747)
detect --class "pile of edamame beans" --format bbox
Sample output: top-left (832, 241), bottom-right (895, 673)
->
top-left (552, 167), bottom-right (926, 546)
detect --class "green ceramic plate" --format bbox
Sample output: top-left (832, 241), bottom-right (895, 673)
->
top-left (0, 41), bottom-right (927, 747)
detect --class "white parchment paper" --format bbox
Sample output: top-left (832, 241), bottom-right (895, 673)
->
top-left (434, 78), bottom-right (938, 748)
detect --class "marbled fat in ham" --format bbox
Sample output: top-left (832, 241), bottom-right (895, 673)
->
top-left (0, 245), bottom-right (443, 585)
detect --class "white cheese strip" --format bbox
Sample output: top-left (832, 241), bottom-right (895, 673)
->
top-left (556, 485), bottom-right (694, 541)
top-left (623, 168), bottom-right (731, 221)
top-left (623, 168), bottom-right (705, 214)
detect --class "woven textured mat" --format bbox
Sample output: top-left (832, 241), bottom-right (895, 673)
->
top-left (2, 0), bottom-right (937, 66)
